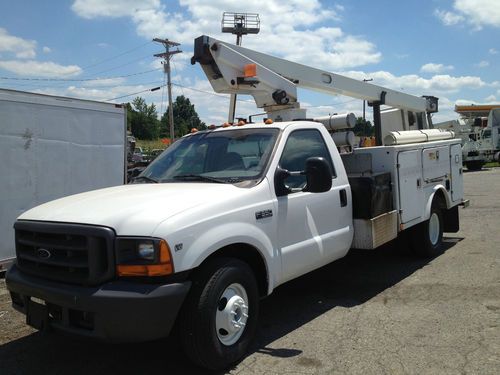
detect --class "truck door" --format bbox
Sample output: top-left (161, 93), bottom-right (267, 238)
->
top-left (276, 129), bottom-right (351, 283)
top-left (450, 143), bottom-right (464, 201)
top-left (397, 150), bottom-right (423, 223)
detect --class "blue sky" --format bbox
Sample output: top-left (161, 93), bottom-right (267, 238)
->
top-left (0, 0), bottom-right (499, 125)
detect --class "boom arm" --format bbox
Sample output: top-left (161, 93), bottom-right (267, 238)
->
top-left (192, 35), bottom-right (437, 120)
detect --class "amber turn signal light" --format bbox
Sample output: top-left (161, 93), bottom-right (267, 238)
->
top-left (117, 240), bottom-right (173, 277)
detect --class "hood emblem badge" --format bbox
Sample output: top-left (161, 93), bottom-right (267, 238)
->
top-left (36, 248), bottom-right (52, 259)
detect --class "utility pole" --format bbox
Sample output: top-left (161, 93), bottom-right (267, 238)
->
top-left (221, 12), bottom-right (260, 123)
top-left (362, 78), bottom-right (373, 121)
top-left (153, 38), bottom-right (181, 142)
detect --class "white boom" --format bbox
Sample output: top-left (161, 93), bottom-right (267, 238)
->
top-left (191, 35), bottom-right (438, 121)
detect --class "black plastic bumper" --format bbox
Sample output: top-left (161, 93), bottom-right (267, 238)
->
top-left (6, 265), bottom-right (191, 342)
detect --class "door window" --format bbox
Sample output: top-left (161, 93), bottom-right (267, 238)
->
top-left (279, 129), bottom-right (335, 189)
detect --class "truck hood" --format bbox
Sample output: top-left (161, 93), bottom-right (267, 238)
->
top-left (18, 183), bottom-right (249, 236)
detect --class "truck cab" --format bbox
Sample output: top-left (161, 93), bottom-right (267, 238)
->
top-left (7, 121), bottom-right (353, 367)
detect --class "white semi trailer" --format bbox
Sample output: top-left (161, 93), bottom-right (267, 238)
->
top-left (0, 89), bottom-right (127, 270)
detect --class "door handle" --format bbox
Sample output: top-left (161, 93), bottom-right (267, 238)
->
top-left (339, 189), bottom-right (347, 207)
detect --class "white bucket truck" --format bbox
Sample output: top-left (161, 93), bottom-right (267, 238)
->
top-left (6, 36), bottom-right (467, 370)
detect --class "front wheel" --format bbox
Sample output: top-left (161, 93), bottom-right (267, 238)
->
top-left (179, 258), bottom-right (259, 370)
top-left (410, 205), bottom-right (444, 258)
top-left (465, 161), bottom-right (484, 171)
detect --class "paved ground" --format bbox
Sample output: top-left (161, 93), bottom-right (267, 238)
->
top-left (0, 168), bottom-right (499, 374)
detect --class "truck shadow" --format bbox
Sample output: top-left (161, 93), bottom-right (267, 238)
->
top-left (251, 237), bottom-right (461, 357)
top-left (0, 238), bottom-right (460, 375)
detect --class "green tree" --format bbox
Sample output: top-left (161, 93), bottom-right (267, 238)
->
top-left (129, 97), bottom-right (160, 140)
top-left (353, 117), bottom-right (374, 137)
top-left (125, 102), bottom-right (135, 132)
top-left (161, 95), bottom-right (206, 138)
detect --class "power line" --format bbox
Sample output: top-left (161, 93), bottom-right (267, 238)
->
top-left (86, 54), bottom-right (155, 77)
top-left (0, 68), bottom-right (162, 82)
top-left (105, 85), bottom-right (165, 101)
top-left (81, 41), bottom-right (153, 71)
top-left (171, 82), bottom-right (254, 103)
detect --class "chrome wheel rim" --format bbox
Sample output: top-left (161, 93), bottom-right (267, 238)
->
top-left (216, 283), bottom-right (249, 346)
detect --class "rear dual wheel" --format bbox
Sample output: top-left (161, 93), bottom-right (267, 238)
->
top-left (179, 258), bottom-right (259, 370)
top-left (410, 204), bottom-right (444, 258)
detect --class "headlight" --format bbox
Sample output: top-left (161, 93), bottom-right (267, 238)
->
top-left (137, 241), bottom-right (155, 260)
top-left (115, 237), bottom-right (173, 277)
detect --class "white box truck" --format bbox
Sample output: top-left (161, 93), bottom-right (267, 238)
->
top-left (0, 89), bottom-right (127, 270)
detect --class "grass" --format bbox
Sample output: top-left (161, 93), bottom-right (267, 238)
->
top-left (484, 161), bottom-right (500, 168)
top-left (136, 139), bottom-right (168, 153)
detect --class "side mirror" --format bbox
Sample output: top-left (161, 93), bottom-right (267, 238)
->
top-left (274, 166), bottom-right (291, 197)
top-left (304, 157), bottom-right (332, 193)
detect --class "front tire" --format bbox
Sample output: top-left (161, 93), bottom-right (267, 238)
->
top-left (179, 258), bottom-right (259, 370)
top-left (465, 161), bottom-right (484, 171)
top-left (410, 205), bottom-right (444, 258)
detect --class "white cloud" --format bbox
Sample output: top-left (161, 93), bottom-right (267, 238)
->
top-left (42, 46), bottom-right (51, 53)
top-left (394, 53), bottom-right (409, 59)
top-left (485, 94), bottom-right (497, 102)
top-left (71, 0), bottom-right (160, 19)
top-left (33, 83), bottom-right (158, 102)
top-left (429, 96), bottom-right (457, 123)
top-left (0, 28), bottom-right (37, 59)
top-left (475, 60), bottom-right (489, 67)
top-left (72, 0), bottom-right (381, 70)
top-left (420, 63), bottom-right (454, 73)
top-left (434, 9), bottom-right (464, 26)
top-left (435, 0), bottom-right (500, 29)
top-left (489, 48), bottom-right (498, 55)
top-left (80, 77), bottom-right (127, 87)
top-left (0, 60), bottom-right (82, 77)
top-left (342, 70), bottom-right (486, 94)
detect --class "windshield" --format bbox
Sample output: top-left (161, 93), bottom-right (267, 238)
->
top-left (138, 128), bottom-right (279, 183)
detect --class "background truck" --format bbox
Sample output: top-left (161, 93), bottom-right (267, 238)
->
top-left (434, 104), bottom-right (500, 170)
top-left (0, 89), bottom-right (127, 270)
top-left (6, 36), bottom-right (466, 370)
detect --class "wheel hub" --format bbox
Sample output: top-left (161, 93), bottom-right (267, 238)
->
top-left (429, 212), bottom-right (440, 245)
top-left (216, 283), bottom-right (249, 346)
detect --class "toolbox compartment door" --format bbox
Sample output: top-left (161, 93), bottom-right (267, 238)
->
top-left (397, 150), bottom-right (423, 223)
top-left (422, 146), bottom-right (449, 182)
top-left (450, 143), bottom-right (464, 202)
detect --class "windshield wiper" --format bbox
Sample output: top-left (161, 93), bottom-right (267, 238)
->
top-left (173, 174), bottom-right (231, 183)
top-left (132, 175), bottom-right (158, 183)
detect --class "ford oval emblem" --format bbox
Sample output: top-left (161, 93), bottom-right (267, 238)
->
top-left (36, 248), bottom-right (51, 259)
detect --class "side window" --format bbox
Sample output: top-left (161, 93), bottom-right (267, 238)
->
top-left (279, 129), bottom-right (336, 189)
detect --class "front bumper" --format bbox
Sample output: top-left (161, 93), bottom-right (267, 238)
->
top-left (6, 265), bottom-right (191, 342)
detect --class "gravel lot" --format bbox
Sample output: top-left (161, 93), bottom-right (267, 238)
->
top-left (0, 168), bottom-right (499, 374)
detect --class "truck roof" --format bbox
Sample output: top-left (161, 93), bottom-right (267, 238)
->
top-left (200, 121), bottom-right (313, 133)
